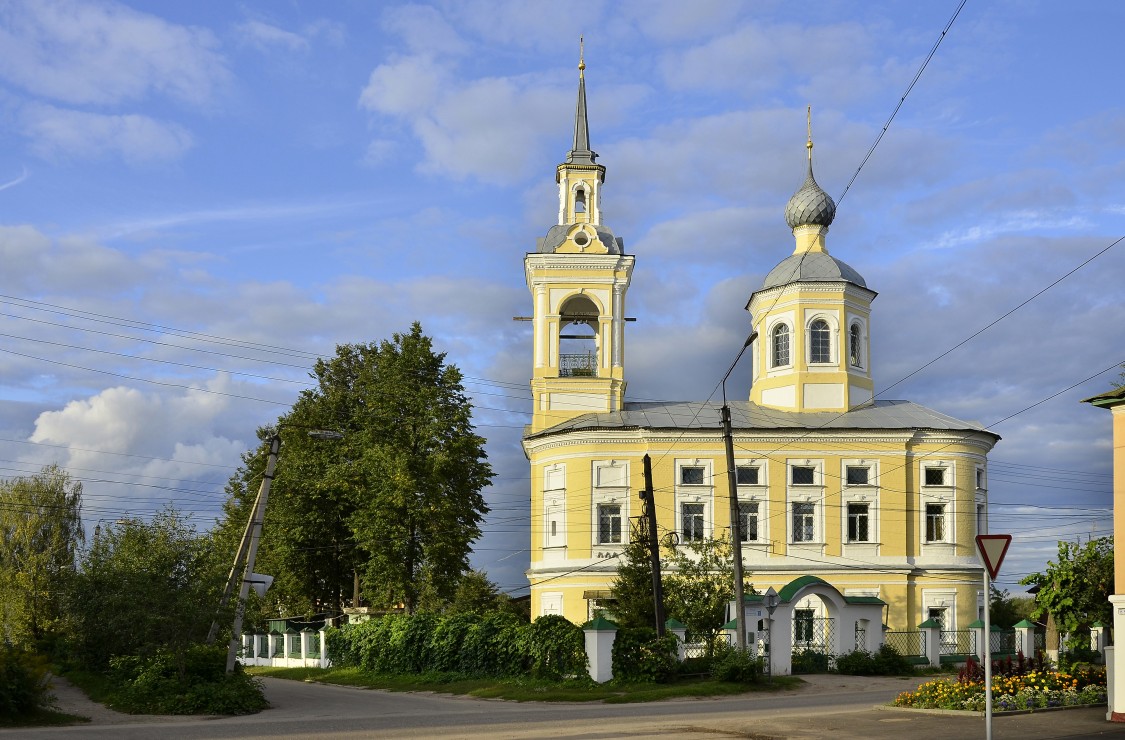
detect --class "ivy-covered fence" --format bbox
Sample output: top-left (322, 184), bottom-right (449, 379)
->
top-left (324, 612), bottom-right (587, 679)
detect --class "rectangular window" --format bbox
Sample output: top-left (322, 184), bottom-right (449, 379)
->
top-left (682, 503), bottom-right (705, 542)
top-left (846, 466), bottom-right (869, 485)
top-left (791, 466), bottom-right (815, 485)
top-left (924, 467), bottom-right (946, 486)
top-left (792, 502), bottom-right (815, 542)
top-left (736, 465), bottom-right (759, 485)
top-left (597, 504), bottom-right (622, 544)
top-left (680, 466), bottom-right (706, 485)
top-left (847, 503), bottom-right (870, 542)
top-left (927, 607), bottom-right (947, 631)
top-left (738, 501), bottom-right (759, 542)
top-left (976, 468), bottom-right (985, 489)
top-left (976, 504), bottom-right (986, 536)
top-left (925, 503), bottom-right (946, 542)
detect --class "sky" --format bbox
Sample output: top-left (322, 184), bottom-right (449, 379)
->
top-left (1, 0), bottom-right (1123, 598)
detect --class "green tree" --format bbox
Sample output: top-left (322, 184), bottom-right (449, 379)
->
top-left (662, 536), bottom-right (750, 649)
top-left (218, 323), bottom-right (493, 617)
top-left (1020, 537), bottom-right (1113, 649)
top-left (610, 535), bottom-right (658, 629)
top-left (69, 508), bottom-right (226, 671)
top-left (989, 585), bottom-right (1034, 628)
top-left (0, 465), bottom-right (83, 647)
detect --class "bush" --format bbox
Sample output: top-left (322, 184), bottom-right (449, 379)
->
top-left (611, 628), bottom-right (678, 683)
top-left (710, 644), bottom-right (763, 684)
top-left (0, 644), bottom-right (53, 717)
top-left (791, 649), bottom-right (830, 674)
top-left (323, 610), bottom-right (585, 679)
top-left (106, 645), bottom-right (267, 715)
top-left (835, 645), bottom-right (914, 676)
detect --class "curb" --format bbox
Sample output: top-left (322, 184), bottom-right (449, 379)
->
top-left (877, 702), bottom-right (1107, 718)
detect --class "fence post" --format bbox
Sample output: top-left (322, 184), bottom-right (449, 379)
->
top-left (582, 616), bottom-right (618, 683)
top-left (665, 619), bottom-right (688, 662)
top-left (1092, 622), bottom-right (1107, 662)
top-left (969, 619), bottom-right (986, 661)
top-left (1014, 619), bottom-right (1036, 660)
top-left (919, 619), bottom-right (941, 668)
top-left (319, 629), bottom-right (329, 669)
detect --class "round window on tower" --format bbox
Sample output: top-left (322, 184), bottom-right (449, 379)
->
top-left (574, 232), bottom-right (589, 247)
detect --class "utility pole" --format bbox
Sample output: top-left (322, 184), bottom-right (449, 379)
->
top-left (641, 454), bottom-right (665, 636)
top-left (719, 330), bottom-right (757, 653)
top-left (226, 433), bottom-right (281, 674)
top-left (721, 404), bottom-right (747, 652)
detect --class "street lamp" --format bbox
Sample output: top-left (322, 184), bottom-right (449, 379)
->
top-left (720, 331), bottom-right (758, 652)
top-left (763, 586), bottom-right (779, 682)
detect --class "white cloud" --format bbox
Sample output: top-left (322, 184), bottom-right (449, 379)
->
top-left (382, 4), bottom-right (467, 56)
top-left (20, 102), bottom-right (194, 164)
top-left (0, 0), bottom-right (229, 106)
top-left (359, 54), bottom-right (447, 118)
top-left (235, 19), bottom-right (309, 53)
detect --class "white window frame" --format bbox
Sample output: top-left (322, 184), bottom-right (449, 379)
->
top-left (591, 460), bottom-right (629, 548)
top-left (596, 503), bottom-right (623, 545)
top-left (804, 312), bottom-right (839, 366)
top-left (735, 457), bottom-right (768, 546)
top-left (675, 459), bottom-right (713, 544)
top-left (543, 463), bottom-right (566, 549)
top-left (768, 318), bottom-right (793, 370)
top-left (846, 314), bottom-right (868, 371)
top-left (846, 501), bottom-right (872, 543)
top-left (681, 502), bottom-right (707, 543)
top-left (791, 501), bottom-right (816, 542)
top-left (738, 500), bottom-right (760, 543)
top-left (787, 459), bottom-right (824, 545)
top-left (925, 502), bottom-right (948, 543)
top-left (922, 589), bottom-right (957, 632)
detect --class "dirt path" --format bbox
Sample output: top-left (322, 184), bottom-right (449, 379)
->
top-left (45, 675), bottom-right (202, 726)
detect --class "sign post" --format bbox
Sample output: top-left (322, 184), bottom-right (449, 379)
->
top-left (976, 534), bottom-right (1012, 740)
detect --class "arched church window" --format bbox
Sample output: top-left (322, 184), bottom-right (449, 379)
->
top-left (772, 324), bottom-right (790, 368)
top-left (810, 319), bottom-right (831, 363)
top-left (849, 323), bottom-right (862, 367)
top-left (574, 188), bottom-right (586, 213)
top-left (558, 294), bottom-right (599, 377)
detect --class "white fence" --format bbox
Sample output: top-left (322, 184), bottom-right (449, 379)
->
top-left (237, 630), bottom-right (330, 669)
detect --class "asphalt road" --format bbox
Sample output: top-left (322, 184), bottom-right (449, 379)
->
top-left (9, 674), bottom-right (1125, 739)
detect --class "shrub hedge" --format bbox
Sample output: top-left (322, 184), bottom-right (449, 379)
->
top-left (610, 628), bottom-right (678, 683)
top-left (835, 645), bottom-right (915, 676)
top-left (105, 645), bottom-right (268, 715)
top-left (0, 644), bottom-right (53, 718)
top-left (326, 611), bottom-right (586, 679)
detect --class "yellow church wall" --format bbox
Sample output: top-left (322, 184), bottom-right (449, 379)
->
top-left (526, 431), bottom-right (991, 628)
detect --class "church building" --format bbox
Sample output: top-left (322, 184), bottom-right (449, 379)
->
top-left (521, 58), bottom-right (1000, 638)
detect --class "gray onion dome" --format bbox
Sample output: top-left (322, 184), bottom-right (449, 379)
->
top-left (784, 161), bottom-right (836, 229)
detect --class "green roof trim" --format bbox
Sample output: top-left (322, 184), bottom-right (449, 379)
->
top-left (582, 616), bottom-right (618, 631)
top-left (664, 618), bottom-right (687, 630)
top-left (778, 575), bottom-right (833, 602)
top-left (721, 619), bottom-right (738, 630)
top-left (968, 619), bottom-right (985, 628)
top-left (1092, 621), bottom-right (1106, 628)
top-left (917, 618), bottom-right (940, 629)
top-left (1013, 619), bottom-right (1036, 629)
top-left (1082, 386), bottom-right (1125, 408)
top-left (743, 592), bottom-right (764, 603)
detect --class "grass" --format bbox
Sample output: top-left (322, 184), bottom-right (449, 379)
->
top-left (0, 708), bottom-right (91, 728)
top-left (248, 666), bottom-right (802, 703)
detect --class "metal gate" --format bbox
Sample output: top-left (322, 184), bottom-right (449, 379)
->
top-left (792, 615), bottom-right (835, 673)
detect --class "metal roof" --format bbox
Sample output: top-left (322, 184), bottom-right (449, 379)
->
top-left (759, 251), bottom-right (867, 291)
top-left (525, 399), bottom-right (1000, 441)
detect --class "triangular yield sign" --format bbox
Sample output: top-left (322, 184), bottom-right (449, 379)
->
top-left (975, 534), bottom-right (1012, 580)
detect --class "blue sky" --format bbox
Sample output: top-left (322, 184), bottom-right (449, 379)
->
top-left (1, 0), bottom-right (1123, 596)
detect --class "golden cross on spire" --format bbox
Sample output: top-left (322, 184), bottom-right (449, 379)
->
top-left (806, 105), bottom-right (814, 161)
top-left (579, 36), bottom-right (585, 78)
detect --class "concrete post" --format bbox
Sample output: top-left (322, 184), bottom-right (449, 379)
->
top-left (1014, 619), bottom-right (1036, 660)
top-left (665, 619), bottom-right (688, 662)
top-left (1092, 622), bottom-right (1107, 662)
top-left (919, 619), bottom-right (942, 668)
top-left (582, 616), bottom-right (618, 683)
top-left (320, 629), bottom-right (329, 669)
top-left (969, 619), bottom-right (986, 661)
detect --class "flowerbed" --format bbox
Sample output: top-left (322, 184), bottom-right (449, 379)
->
top-left (893, 667), bottom-right (1106, 712)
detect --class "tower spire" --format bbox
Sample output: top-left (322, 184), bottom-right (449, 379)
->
top-left (567, 36), bottom-right (596, 165)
